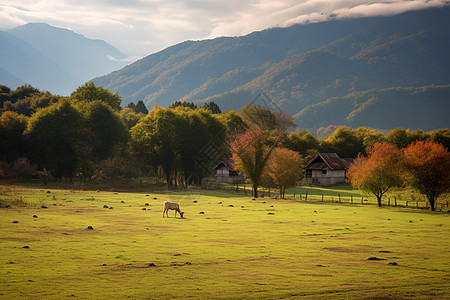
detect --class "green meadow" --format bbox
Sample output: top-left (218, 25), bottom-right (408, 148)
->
top-left (1, 185), bottom-right (449, 299)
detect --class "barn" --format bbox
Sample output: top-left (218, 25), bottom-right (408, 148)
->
top-left (304, 153), bottom-right (353, 186)
top-left (214, 160), bottom-right (244, 184)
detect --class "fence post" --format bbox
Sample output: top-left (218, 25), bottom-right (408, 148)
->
top-left (406, 201), bottom-right (408, 207)
top-left (305, 191), bottom-right (308, 201)
top-left (416, 201), bottom-right (419, 208)
top-left (338, 194), bottom-right (341, 203)
top-left (388, 198), bottom-right (390, 206)
top-left (361, 196), bottom-right (364, 204)
top-left (300, 193), bottom-right (302, 201)
top-left (394, 196), bottom-right (397, 207)
top-left (322, 194), bottom-right (324, 202)
top-left (351, 195), bottom-right (353, 204)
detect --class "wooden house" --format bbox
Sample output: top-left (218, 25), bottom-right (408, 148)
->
top-left (215, 160), bottom-right (244, 184)
top-left (304, 153), bottom-right (353, 186)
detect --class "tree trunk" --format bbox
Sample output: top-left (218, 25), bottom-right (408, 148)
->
top-left (428, 195), bottom-right (436, 211)
top-left (253, 185), bottom-right (258, 198)
top-left (376, 195), bottom-right (382, 207)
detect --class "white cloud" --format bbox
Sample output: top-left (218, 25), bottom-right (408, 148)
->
top-left (1, 0), bottom-right (449, 57)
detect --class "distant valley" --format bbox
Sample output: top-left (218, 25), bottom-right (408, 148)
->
top-left (0, 23), bottom-right (129, 95)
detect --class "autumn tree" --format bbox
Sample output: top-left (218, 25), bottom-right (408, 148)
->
top-left (231, 103), bottom-right (295, 197)
top-left (347, 143), bottom-right (404, 207)
top-left (267, 147), bottom-right (304, 199)
top-left (231, 127), bottom-right (277, 197)
top-left (402, 140), bottom-right (450, 211)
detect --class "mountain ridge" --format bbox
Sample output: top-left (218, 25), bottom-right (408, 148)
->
top-left (93, 6), bottom-right (450, 130)
top-left (0, 23), bottom-right (129, 95)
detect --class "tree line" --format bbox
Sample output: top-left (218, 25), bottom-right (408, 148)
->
top-left (1, 83), bottom-right (449, 203)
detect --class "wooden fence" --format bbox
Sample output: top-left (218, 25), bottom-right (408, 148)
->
top-left (202, 181), bottom-right (449, 211)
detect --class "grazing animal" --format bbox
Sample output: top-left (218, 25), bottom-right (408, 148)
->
top-left (163, 201), bottom-right (184, 218)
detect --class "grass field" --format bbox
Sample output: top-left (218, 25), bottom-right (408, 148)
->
top-left (1, 185), bottom-right (449, 299)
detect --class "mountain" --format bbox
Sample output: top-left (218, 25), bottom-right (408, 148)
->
top-left (0, 30), bottom-right (76, 94)
top-left (94, 7), bottom-right (450, 131)
top-left (0, 23), bottom-right (129, 95)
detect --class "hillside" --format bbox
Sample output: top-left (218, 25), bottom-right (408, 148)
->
top-left (94, 7), bottom-right (450, 130)
top-left (0, 23), bottom-right (128, 95)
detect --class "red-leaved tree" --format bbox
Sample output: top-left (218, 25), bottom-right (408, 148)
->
top-left (347, 143), bottom-right (403, 207)
top-left (402, 140), bottom-right (450, 211)
top-left (231, 127), bottom-right (278, 198)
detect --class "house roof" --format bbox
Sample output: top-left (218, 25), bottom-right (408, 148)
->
top-left (214, 159), bottom-right (236, 171)
top-left (305, 153), bottom-right (352, 170)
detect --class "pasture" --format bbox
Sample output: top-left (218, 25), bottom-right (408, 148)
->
top-left (1, 186), bottom-right (449, 299)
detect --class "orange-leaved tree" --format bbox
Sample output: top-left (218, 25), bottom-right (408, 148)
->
top-left (347, 142), bottom-right (403, 207)
top-left (230, 103), bottom-right (295, 198)
top-left (231, 127), bottom-right (278, 198)
top-left (402, 140), bottom-right (450, 211)
top-left (267, 147), bottom-right (304, 199)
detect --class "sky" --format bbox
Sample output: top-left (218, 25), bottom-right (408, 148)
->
top-left (1, 0), bottom-right (449, 58)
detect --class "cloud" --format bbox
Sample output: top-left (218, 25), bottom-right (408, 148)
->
top-left (1, 0), bottom-right (449, 57)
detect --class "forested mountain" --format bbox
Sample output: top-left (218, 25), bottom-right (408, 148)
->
top-left (94, 7), bottom-right (450, 131)
top-left (0, 23), bottom-right (128, 95)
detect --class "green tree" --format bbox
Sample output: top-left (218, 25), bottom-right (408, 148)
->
top-left (429, 128), bottom-right (450, 149)
top-left (285, 130), bottom-right (319, 157)
top-left (321, 127), bottom-right (363, 157)
top-left (203, 101), bottom-right (222, 114)
top-left (130, 108), bottom-right (179, 184)
top-left (120, 107), bottom-right (146, 129)
top-left (169, 100), bottom-right (197, 109)
top-left (386, 128), bottom-right (429, 149)
top-left (354, 127), bottom-right (386, 150)
top-left (0, 111), bottom-right (29, 161)
top-left (134, 100), bottom-right (149, 114)
top-left (71, 82), bottom-right (121, 111)
top-left (84, 101), bottom-right (129, 162)
top-left (25, 101), bottom-right (86, 178)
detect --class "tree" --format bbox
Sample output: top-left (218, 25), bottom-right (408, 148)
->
top-left (402, 140), bottom-right (450, 211)
top-left (321, 127), bottom-right (363, 158)
top-left (232, 127), bottom-right (277, 198)
top-left (267, 148), bottom-right (304, 199)
top-left (169, 100), bottom-right (197, 109)
top-left (120, 107), bottom-right (146, 129)
top-left (285, 130), bottom-right (319, 157)
top-left (386, 128), bottom-right (429, 149)
top-left (130, 107), bottom-right (227, 185)
top-left (71, 82), bottom-right (121, 111)
top-left (134, 100), bottom-right (149, 114)
top-left (430, 128), bottom-right (450, 150)
top-left (231, 104), bottom-right (295, 197)
top-left (354, 127), bottom-right (385, 150)
top-left (84, 100), bottom-right (129, 162)
top-left (25, 101), bottom-right (86, 178)
top-left (203, 101), bottom-right (222, 114)
top-left (0, 111), bottom-right (29, 161)
top-left (347, 143), bottom-right (404, 207)
top-left (131, 108), bottom-right (178, 184)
